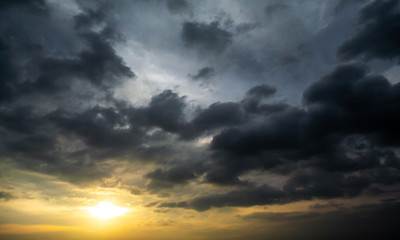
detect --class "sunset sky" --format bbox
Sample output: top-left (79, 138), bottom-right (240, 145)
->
top-left (1, 0), bottom-right (400, 239)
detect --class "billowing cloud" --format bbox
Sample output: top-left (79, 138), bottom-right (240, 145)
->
top-left (181, 21), bottom-right (233, 53)
top-left (338, 0), bottom-right (400, 61)
top-left (1, 1), bottom-right (400, 239)
top-left (158, 185), bottom-right (286, 211)
top-left (190, 67), bottom-right (215, 82)
top-left (166, 0), bottom-right (188, 14)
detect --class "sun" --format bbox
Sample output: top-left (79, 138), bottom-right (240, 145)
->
top-left (84, 202), bottom-right (129, 220)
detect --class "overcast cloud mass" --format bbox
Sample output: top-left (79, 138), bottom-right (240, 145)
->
top-left (1, 0), bottom-right (400, 239)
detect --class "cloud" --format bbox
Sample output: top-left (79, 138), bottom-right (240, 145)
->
top-left (145, 164), bottom-right (201, 191)
top-left (245, 84), bottom-right (276, 99)
top-left (181, 21), bottom-right (233, 53)
top-left (283, 170), bottom-right (371, 199)
top-left (0, 39), bottom-right (18, 102)
top-left (338, 0), bottom-right (400, 61)
top-left (0, 106), bottom-right (41, 134)
top-left (334, 0), bottom-right (365, 14)
top-left (146, 90), bottom-right (187, 133)
top-left (207, 64), bottom-right (400, 186)
top-left (158, 168), bottom-right (375, 211)
top-left (264, 3), bottom-right (290, 19)
top-left (0, 3), bottom-right (134, 106)
top-left (309, 201), bottom-right (345, 209)
top-left (0, 2), bottom-right (139, 185)
top-left (240, 202), bottom-right (400, 240)
top-left (166, 0), bottom-right (188, 14)
top-left (0, 191), bottom-right (16, 201)
top-left (51, 106), bottom-right (145, 151)
top-left (242, 211), bottom-right (321, 221)
top-left (21, 33), bottom-right (134, 93)
top-left (0, 0), bottom-right (48, 13)
top-left (1, 0), bottom-right (400, 222)
top-left (190, 67), bottom-right (215, 81)
top-left (186, 102), bottom-right (245, 136)
top-left (159, 185), bottom-right (286, 211)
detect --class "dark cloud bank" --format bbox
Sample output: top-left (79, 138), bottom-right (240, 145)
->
top-left (1, 0), bottom-right (400, 239)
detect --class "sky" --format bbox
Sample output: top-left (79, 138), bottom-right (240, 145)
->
top-left (1, 0), bottom-right (400, 239)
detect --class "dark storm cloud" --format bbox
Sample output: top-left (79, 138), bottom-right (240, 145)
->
top-left (0, 109), bottom-right (114, 184)
top-left (21, 33), bottom-right (134, 93)
top-left (6, 134), bottom-right (59, 164)
top-left (0, 2), bottom-right (134, 105)
top-left (36, 7), bottom-right (133, 89)
top-left (2, 132), bottom-right (112, 185)
top-left (134, 93), bottom-right (250, 141)
top-left (210, 107), bottom-right (306, 155)
top-left (0, 106), bottom-right (40, 134)
top-left (242, 211), bottom-right (321, 221)
top-left (0, 2), bottom-right (139, 185)
top-left (143, 157), bottom-right (211, 191)
top-left (334, 0), bottom-right (366, 14)
top-left (188, 102), bottom-right (244, 133)
top-left (303, 64), bottom-right (400, 146)
top-left (0, 107), bottom-right (62, 168)
top-left (181, 21), bottom-right (233, 53)
top-left (0, 0), bottom-right (48, 13)
top-left (160, 167), bottom-right (379, 211)
top-left (187, 63), bottom-right (400, 210)
top-left (52, 106), bottom-right (144, 151)
top-left (0, 40), bottom-right (17, 102)
top-left (245, 84), bottom-right (276, 98)
top-left (179, 84), bottom-right (279, 140)
top-left (74, 8), bottom-right (106, 32)
top-left (146, 90), bottom-right (187, 133)
top-left (1, 88), bottom-right (204, 182)
top-left (158, 185), bottom-right (286, 211)
top-left (309, 201), bottom-right (345, 209)
top-left (136, 62), bottom-right (400, 196)
top-left (283, 170), bottom-right (371, 200)
top-left (0, 88), bottom-right (200, 186)
top-left (241, 84), bottom-right (286, 115)
top-left (1, 0), bottom-right (400, 217)
top-left (166, 0), bottom-right (188, 14)
top-left (241, 202), bottom-right (400, 240)
top-left (45, 92), bottom-right (186, 161)
top-left (338, 0), bottom-right (400, 61)
top-left (145, 162), bottom-right (204, 191)
top-left (209, 64), bottom-right (400, 178)
top-left (190, 67), bottom-right (215, 81)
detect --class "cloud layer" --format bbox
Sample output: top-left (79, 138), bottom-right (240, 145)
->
top-left (1, 0), bottom-right (400, 239)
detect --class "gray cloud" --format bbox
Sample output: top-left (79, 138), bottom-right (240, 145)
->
top-left (158, 185), bottom-right (286, 211)
top-left (0, 0), bottom-right (48, 13)
top-left (0, 191), bottom-right (16, 201)
top-left (338, 0), bottom-right (400, 61)
top-left (190, 67), bottom-right (215, 81)
top-left (166, 0), bottom-right (188, 14)
top-left (181, 21), bottom-right (233, 53)
top-left (1, 2), bottom-right (400, 234)
top-left (145, 162), bottom-right (204, 191)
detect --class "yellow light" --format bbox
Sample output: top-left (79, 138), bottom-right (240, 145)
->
top-left (84, 201), bottom-right (129, 220)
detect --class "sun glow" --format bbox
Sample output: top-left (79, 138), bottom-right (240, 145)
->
top-left (84, 202), bottom-right (129, 220)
